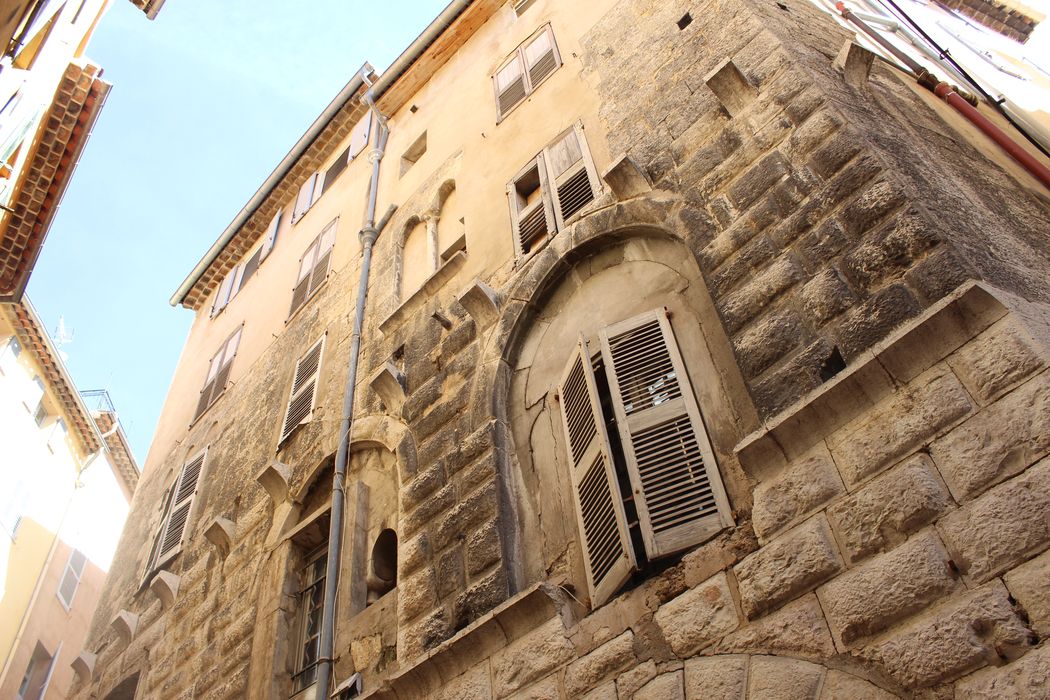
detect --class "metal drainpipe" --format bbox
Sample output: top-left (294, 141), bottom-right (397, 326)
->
top-left (315, 84), bottom-right (390, 700)
top-left (833, 1), bottom-right (1050, 192)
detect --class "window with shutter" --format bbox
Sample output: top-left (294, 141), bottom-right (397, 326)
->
top-left (280, 336), bottom-right (325, 444)
top-left (348, 111), bottom-right (372, 160)
top-left (493, 24), bottom-right (562, 122)
top-left (599, 309), bottom-right (733, 558)
top-left (556, 337), bottom-right (636, 607)
top-left (56, 548), bottom-right (86, 608)
top-left (0, 336), bottom-right (22, 375)
top-left (193, 326), bottom-right (242, 421)
top-left (261, 208), bottom-right (282, 261)
top-left (149, 449), bottom-right (207, 573)
top-left (289, 221), bottom-right (337, 318)
top-left (508, 122), bottom-right (600, 258)
top-left (292, 172), bottom-right (320, 223)
top-left (558, 310), bottom-right (733, 606)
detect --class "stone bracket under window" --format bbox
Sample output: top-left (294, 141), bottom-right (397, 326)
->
top-left (110, 610), bottom-right (139, 648)
top-left (369, 362), bottom-right (408, 414)
top-left (256, 459), bottom-right (293, 505)
top-left (71, 651), bottom-right (96, 682)
top-left (602, 154), bottom-right (652, 200)
top-left (204, 517), bottom-right (236, 556)
top-left (457, 278), bottom-right (501, 329)
top-left (149, 570), bottom-right (182, 608)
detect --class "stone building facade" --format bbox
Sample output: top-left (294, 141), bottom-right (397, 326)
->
top-left (75, 0), bottom-right (1050, 698)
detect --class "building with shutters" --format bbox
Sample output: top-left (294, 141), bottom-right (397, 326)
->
top-left (0, 298), bottom-right (138, 700)
top-left (74, 0), bottom-right (1050, 698)
top-left (0, 0), bottom-right (162, 304)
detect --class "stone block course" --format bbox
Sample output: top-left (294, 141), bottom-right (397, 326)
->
top-left (818, 531), bottom-right (959, 647)
top-left (712, 594), bottom-right (835, 660)
top-left (954, 643), bottom-right (1050, 698)
top-left (748, 656), bottom-right (824, 699)
top-left (634, 670), bottom-right (684, 700)
top-left (718, 254), bottom-right (803, 333)
top-left (654, 572), bottom-right (740, 656)
top-left (616, 660), bottom-right (657, 698)
top-left (930, 370), bottom-right (1050, 502)
top-left (684, 654), bottom-right (748, 700)
top-left (938, 455), bottom-right (1050, 583)
top-left (947, 317), bottom-right (1045, 405)
top-left (735, 515), bottom-right (843, 618)
top-left (857, 581), bottom-right (1031, 689)
top-left (829, 369), bottom-right (972, 487)
top-left (564, 630), bottom-right (637, 697)
top-left (827, 453), bottom-right (952, 564)
top-left (1004, 549), bottom-right (1050, 638)
top-left (751, 447), bottom-right (844, 541)
top-left (491, 617), bottom-right (573, 698)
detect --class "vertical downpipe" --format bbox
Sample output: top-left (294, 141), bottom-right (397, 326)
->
top-left (316, 92), bottom-right (389, 700)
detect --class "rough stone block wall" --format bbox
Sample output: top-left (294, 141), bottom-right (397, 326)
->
top-left (581, 0), bottom-right (1050, 417)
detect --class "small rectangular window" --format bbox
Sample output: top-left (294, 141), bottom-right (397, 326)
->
top-left (399, 131), bottom-right (427, 178)
top-left (292, 543), bottom-right (328, 694)
top-left (493, 24), bottom-right (561, 122)
top-left (194, 327), bottom-right (242, 421)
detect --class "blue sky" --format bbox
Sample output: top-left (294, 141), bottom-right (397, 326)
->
top-left (27, 0), bottom-right (447, 463)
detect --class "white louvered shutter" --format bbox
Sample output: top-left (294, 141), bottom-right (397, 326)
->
top-left (293, 173), bottom-right (319, 223)
top-left (194, 328), bottom-right (241, 420)
top-left (507, 155), bottom-right (555, 257)
top-left (57, 549), bottom-right (86, 607)
top-left (348, 111), bottom-right (372, 159)
top-left (309, 221), bottom-right (337, 293)
top-left (524, 27), bottom-right (559, 89)
top-left (545, 125), bottom-right (598, 229)
top-left (262, 209), bottom-right (282, 260)
top-left (153, 449), bottom-right (206, 569)
top-left (239, 245), bottom-right (264, 290)
top-left (211, 267), bottom-right (237, 317)
top-left (599, 309), bottom-right (732, 558)
top-left (281, 336), bottom-right (325, 443)
top-left (558, 337), bottom-right (636, 606)
top-left (494, 55), bottom-right (527, 119)
top-left (290, 239), bottom-right (318, 316)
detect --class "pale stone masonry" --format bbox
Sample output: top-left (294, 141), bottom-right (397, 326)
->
top-left (75, 0), bottom-right (1050, 698)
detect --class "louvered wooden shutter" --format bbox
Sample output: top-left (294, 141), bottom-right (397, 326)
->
top-left (239, 245), bottom-right (263, 289)
top-left (262, 209), bottom-right (282, 260)
top-left (494, 55), bottom-right (527, 119)
top-left (599, 309), bottom-right (732, 558)
top-left (558, 337), bottom-right (636, 606)
top-left (546, 125), bottom-right (598, 229)
top-left (348, 111), bottom-right (372, 159)
top-left (57, 549), bottom-right (86, 607)
top-left (290, 240), bottom-right (316, 317)
top-left (309, 221), bottom-right (337, 293)
top-left (194, 328), bottom-right (241, 420)
top-left (152, 449), bottom-right (206, 569)
top-left (293, 173), bottom-right (318, 223)
top-left (211, 267), bottom-right (237, 317)
top-left (524, 27), bottom-right (559, 88)
top-left (281, 336), bottom-right (325, 443)
top-left (507, 156), bottom-right (555, 257)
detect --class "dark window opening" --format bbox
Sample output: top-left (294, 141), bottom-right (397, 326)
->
top-left (366, 529), bottom-right (398, 605)
top-left (819, 346), bottom-right (846, 382)
top-left (677, 12), bottom-right (693, 29)
top-left (512, 163), bottom-right (546, 254)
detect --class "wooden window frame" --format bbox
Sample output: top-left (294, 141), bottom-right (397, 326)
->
top-left (144, 448), bottom-right (208, 579)
top-left (279, 335), bottom-right (326, 445)
top-left (288, 220), bottom-right (337, 319)
top-left (493, 23), bottom-right (562, 123)
top-left (507, 122), bottom-right (601, 260)
top-left (193, 325), bottom-right (243, 422)
top-left (555, 308), bottom-right (734, 607)
top-left (291, 542), bottom-right (328, 694)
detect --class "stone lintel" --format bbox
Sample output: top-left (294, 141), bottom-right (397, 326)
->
top-left (601, 154), bottom-right (653, 200)
top-left (734, 282), bottom-right (1012, 480)
top-left (149, 569), bottom-right (182, 608)
top-left (256, 460), bottom-right (293, 505)
top-left (456, 278), bottom-right (501, 329)
top-left (204, 516), bottom-right (236, 555)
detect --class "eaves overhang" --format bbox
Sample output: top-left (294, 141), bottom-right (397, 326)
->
top-left (0, 60), bottom-right (109, 304)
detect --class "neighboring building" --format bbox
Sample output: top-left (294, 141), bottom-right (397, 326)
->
top-left (0, 298), bottom-right (137, 700)
top-left (77, 0), bottom-right (1050, 699)
top-left (0, 0), bottom-right (161, 304)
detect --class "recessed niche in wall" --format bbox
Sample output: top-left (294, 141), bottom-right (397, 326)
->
top-left (400, 131), bottom-right (427, 177)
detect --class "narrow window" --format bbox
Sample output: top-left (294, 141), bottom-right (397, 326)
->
top-left (556, 309), bottom-right (733, 606)
top-left (17, 642), bottom-right (55, 700)
top-left (321, 146), bottom-right (351, 195)
top-left (280, 336), bottom-right (325, 444)
top-left (289, 221), bottom-right (337, 317)
top-left (0, 336), bottom-right (22, 374)
top-left (146, 449), bottom-right (207, 575)
top-left (46, 418), bottom-right (67, 452)
top-left (493, 24), bottom-right (562, 122)
top-left (57, 548), bottom-right (87, 609)
top-left (508, 122), bottom-right (601, 258)
top-left (27, 375), bottom-right (45, 417)
top-left (194, 326), bottom-right (242, 421)
top-left (292, 172), bottom-right (321, 224)
top-left (292, 543), bottom-right (328, 694)
top-left (261, 208), bottom-right (282, 261)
